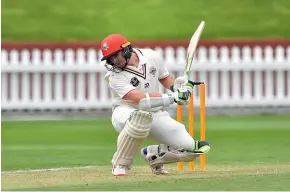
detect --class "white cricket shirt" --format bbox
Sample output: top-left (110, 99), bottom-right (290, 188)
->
top-left (105, 48), bottom-right (170, 109)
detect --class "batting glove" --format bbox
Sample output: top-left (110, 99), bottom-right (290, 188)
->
top-left (172, 87), bottom-right (191, 105)
top-left (170, 76), bottom-right (203, 92)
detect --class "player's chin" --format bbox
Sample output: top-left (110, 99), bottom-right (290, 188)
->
top-left (116, 63), bottom-right (127, 69)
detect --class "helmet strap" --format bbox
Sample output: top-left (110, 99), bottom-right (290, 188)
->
top-left (121, 43), bottom-right (133, 60)
top-left (120, 44), bottom-right (132, 70)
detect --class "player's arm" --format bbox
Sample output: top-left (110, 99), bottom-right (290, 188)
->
top-left (123, 74), bottom-right (184, 104)
top-left (123, 86), bottom-right (196, 111)
top-left (159, 75), bottom-right (175, 90)
top-left (123, 89), bottom-right (178, 110)
top-left (153, 51), bottom-right (197, 92)
top-left (109, 74), bottom-right (164, 105)
top-left (123, 90), bottom-right (161, 104)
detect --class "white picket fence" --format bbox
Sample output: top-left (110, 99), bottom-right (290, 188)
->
top-left (1, 46), bottom-right (290, 111)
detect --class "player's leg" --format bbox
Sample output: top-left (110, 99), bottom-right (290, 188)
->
top-left (141, 142), bottom-right (210, 169)
top-left (150, 110), bottom-right (197, 150)
top-left (111, 106), bottom-right (153, 176)
top-left (141, 110), bottom-right (210, 170)
top-left (111, 105), bottom-right (134, 133)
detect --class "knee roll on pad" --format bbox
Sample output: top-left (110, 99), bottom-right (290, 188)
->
top-left (112, 110), bottom-right (153, 167)
top-left (124, 110), bottom-right (152, 138)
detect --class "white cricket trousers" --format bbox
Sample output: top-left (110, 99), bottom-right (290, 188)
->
top-left (112, 105), bottom-right (195, 150)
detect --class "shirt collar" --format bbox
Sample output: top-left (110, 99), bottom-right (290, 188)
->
top-left (133, 48), bottom-right (147, 65)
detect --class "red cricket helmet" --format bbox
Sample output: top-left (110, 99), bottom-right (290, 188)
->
top-left (100, 34), bottom-right (131, 61)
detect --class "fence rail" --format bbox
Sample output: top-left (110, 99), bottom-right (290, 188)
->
top-left (1, 45), bottom-right (290, 111)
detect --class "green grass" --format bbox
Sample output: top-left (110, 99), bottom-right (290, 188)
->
top-left (2, 0), bottom-right (290, 41)
top-left (3, 165), bottom-right (290, 191)
top-left (2, 114), bottom-right (290, 190)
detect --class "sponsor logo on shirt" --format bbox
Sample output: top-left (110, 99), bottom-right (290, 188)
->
top-left (130, 77), bottom-right (140, 87)
top-left (149, 66), bottom-right (156, 76)
top-left (145, 83), bottom-right (150, 89)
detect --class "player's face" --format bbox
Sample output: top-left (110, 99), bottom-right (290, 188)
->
top-left (107, 51), bottom-right (127, 69)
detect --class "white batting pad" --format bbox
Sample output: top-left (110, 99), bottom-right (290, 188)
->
top-left (112, 110), bottom-right (152, 167)
top-left (144, 144), bottom-right (200, 167)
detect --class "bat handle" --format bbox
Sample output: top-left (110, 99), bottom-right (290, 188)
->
top-left (184, 73), bottom-right (204, 86)
top-left (183, 73), bottom-right (189, 82)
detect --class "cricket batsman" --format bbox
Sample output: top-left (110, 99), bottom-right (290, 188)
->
top-left (101, 34), bottom-right (210, 176)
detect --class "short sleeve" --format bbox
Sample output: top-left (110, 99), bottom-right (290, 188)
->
top-left (153, 51), bottom-right (169, 80)
top-left (108, 73), bottom-right (136, 98)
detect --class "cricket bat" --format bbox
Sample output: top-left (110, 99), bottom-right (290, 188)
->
top-left (184, 21), bottom-right (205, 81)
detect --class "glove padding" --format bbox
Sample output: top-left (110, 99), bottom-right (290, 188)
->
top-left (171, 76), bottom-right (187, 92)
top-left (171, 80), bottom-right (204, 105)
top-left (182, 81), bottom-right (194, 94)
top-left (170, 76), bottom-right (203, 92)
top-left (172, 87), bottom-right (192, 105)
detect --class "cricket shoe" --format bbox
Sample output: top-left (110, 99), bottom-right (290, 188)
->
top-left (193, 140), bottom-right (211, 154)
top-left (141, 147), bottom-right (168, 175)
top-left (112, 165), bottom-right (126, 176)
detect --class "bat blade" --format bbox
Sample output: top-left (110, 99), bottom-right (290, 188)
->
top-left (184, 21), bottom-right (205, 79)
